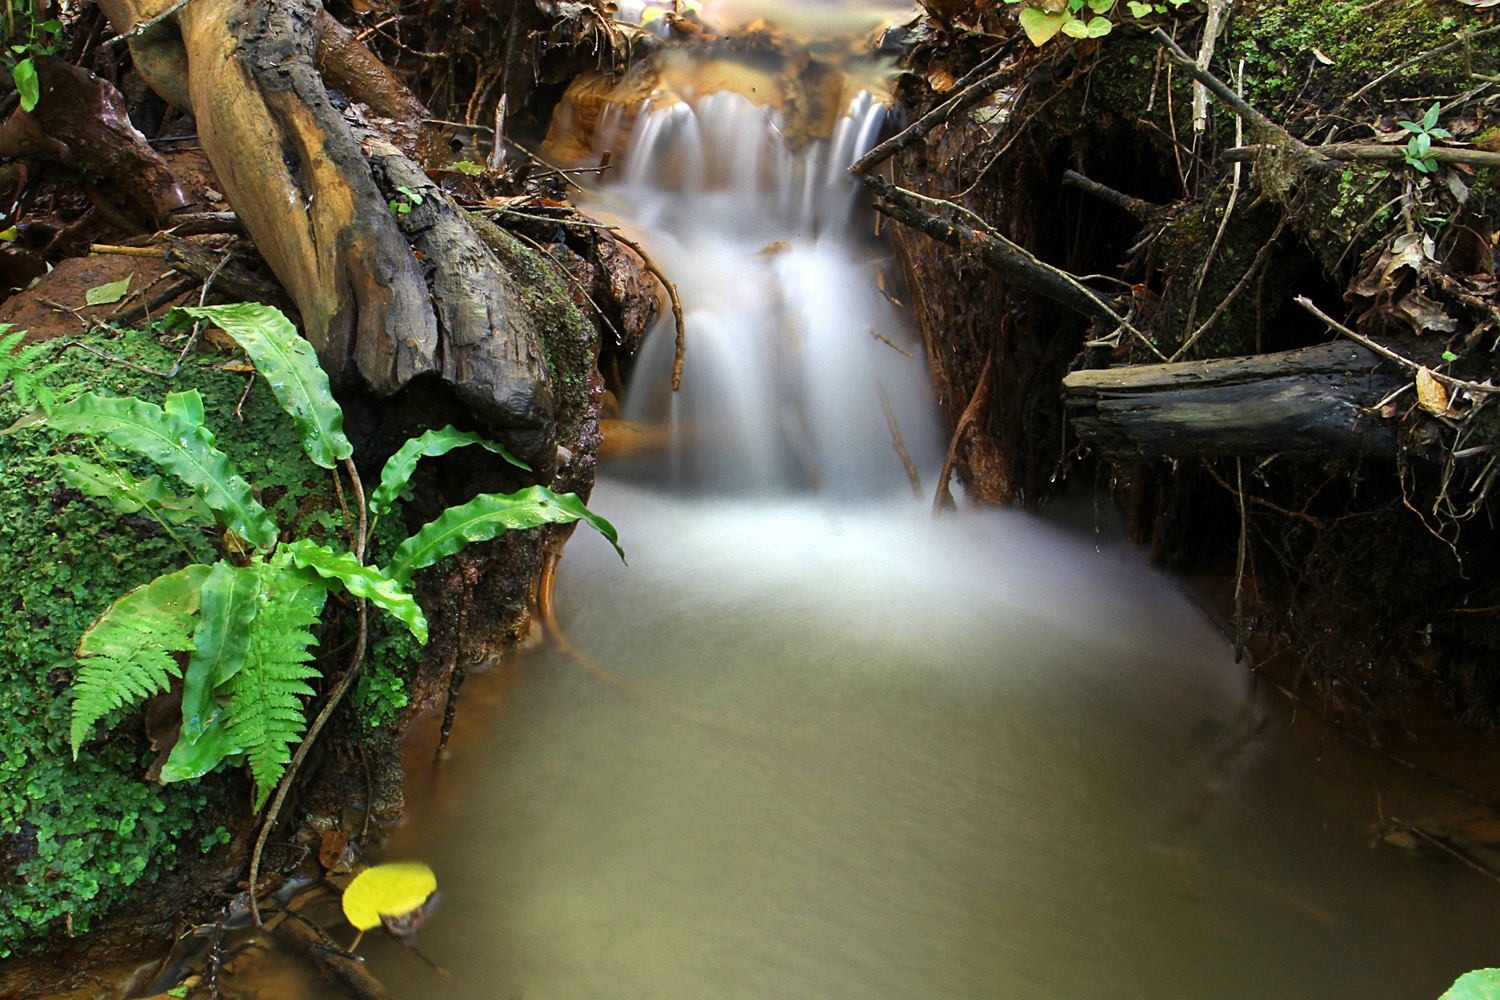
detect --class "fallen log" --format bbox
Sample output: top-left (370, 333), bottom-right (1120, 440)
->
top-left (1062, 342), bottom-right (1405, 460)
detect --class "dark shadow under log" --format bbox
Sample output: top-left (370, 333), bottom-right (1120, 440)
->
top-left (1063, 342), bottom-right (1405, 460)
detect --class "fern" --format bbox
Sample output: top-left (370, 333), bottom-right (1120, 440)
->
top-left (71, 565), bottom-right (213, 756)
top-left (223, 565), bottom-right (328, 807)
top-left (0, 328), bottom-right (73, 412)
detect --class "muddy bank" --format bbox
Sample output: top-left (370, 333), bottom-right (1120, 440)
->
top-left (874, 0), bottom-right (1500, 733)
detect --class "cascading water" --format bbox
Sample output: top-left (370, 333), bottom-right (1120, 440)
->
top-left (590, 88), bottom-right (941, 495)
top-left (361, 22), bottom-right (1500, 1000)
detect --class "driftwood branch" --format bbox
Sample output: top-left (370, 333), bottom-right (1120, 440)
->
top-left (1150, 27), bottom-right (1335, 173)
top-left (862, 174), bottom-right (1128, 329)
top-left (1063, 341), bottom-right (1404, 459)
top-left (1223, 143), bottom-right (1500, 170)
top-left (1061, 170), bottom-right (1162, 220)
top-left (849, 47), bottom-right (1011, 176)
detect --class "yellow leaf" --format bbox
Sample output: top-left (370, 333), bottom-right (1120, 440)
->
top-left (1415, 366), bottom-right (1450, 416)
top-left (341, 861), bottom-right (438, 932)
top-left (1018, 6), bottom-right (1068, 45)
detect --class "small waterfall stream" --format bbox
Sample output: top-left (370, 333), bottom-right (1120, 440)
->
top-left (361, 19), bottom-right (1500, 1000)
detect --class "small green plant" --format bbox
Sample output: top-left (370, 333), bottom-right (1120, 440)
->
top-left (1125, 0), bottom-right (1189, 15)
top-left (1439, 969), bottom-right (1500, 999)
top-left (388, 185), bottom-right (425, 215)
top-left (1004, 0), bottom-right (1114, 45)
top-left (3, 0), bottom-right (64, 113)
top-left (0, 325), bottom-right (77, 409)
top-left (6, 302), bottom-right (620, 808)
top-left (452, 160), bottom-right (486, 177)
top-left (1401, 101), bottom-right (1451, 174)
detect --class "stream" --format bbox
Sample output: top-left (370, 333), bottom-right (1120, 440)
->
top-left (352, 6), bottom-right (1500, 997)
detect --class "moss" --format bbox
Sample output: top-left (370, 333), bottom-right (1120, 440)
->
top-left (0, 326), bottom-right (328, 955)
top-left (1225, 0), bottom-right (1492, 111)
top-left (470, 215), bottom-right (598, 419)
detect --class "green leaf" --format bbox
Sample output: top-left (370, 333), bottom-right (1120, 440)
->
top-left (1428, 127), bottom-right (1453, 140)
top-left (453, 160), bottom-right (485, 176)
top-left (370, 426), bottom-right (532, 516)
top-left (71, 565), bottom-right (214, 756)
top-left (160, 696), bottom-right (243, 783)
top-left (1423, 102), bottom-right (1441, 132)
top-left (1440, 969), bottom-right (1500, 1000)
top-left (178, 561), bottom-right (264, 752)
top-left (34, 392), bottom-right (278, 547)
top-left (224, 565), bottom-right (328, 808)
top-left (1087, 0), bottom-right (1115, 11)
top-left (1084, 15), bottom-right (1112, 35)
top-left (1127, 1), bottom-right (1152, 14)
top-left (389, 486), bottom-right (623, 584)
top-left (285, 540), bottom-right (429, 643)
top-left (1443, 350), bottom-right (1460, 362)
top-left (1416, 132), bottom-right (1432, 156)
top-left (171, 303), bottom-right (352, 469)
top-left (14, 58), bottom-right (39, 113)
top-left (164, 388), bottom-right (206, 430)
top-left (85, 277), bottom-right (131, 306)
top-left (1018, 6), bottom-right (1068, 45)
top-left (1061, 14), bottom-right (1090, 35)
top-left (47, 455), bottom-right (215, 525)
top-left (1398, 120), bottom-right (1424, 133)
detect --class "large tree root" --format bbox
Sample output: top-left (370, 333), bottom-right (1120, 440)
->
top-left (94, 0), bottom-right (558, 463)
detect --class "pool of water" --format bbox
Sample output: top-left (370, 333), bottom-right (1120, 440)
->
top-left (363, 482), bottom-right (1500, 1000)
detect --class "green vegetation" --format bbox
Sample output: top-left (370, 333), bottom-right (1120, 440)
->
top-left (12, 302), bottom-right (618, 808)
top-left (0, 305), bottom-right (618, 954)
top-left (1399, 102), bottom-right (1451, 174)
top-left (1441, 969), bottom-right (1500, 999)
top-left (1003, 0), bottom-right (1188, 46)
top-left (0, 326), bottom-right (308, 955)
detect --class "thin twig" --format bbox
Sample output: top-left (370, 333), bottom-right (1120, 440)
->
top-left (166, 252), bottom-right (231, 379)
top-left (1221, 143), bottom-right (1500, 169)
top-left (1193, 0), bottom-right (1234, 133)
top-left (88, 243), bottom-right (167, 258)
top-left (1233, 457), bottom-right (1248, 662)
top-left (1061, 170), bottom-right (1162, 221)
top-left (933, 353), bottom-right (994, 516)
top-left (1173, 214), bottom-right (1287, 361)
top-left (101, 0), bottom-right (192, 49)
top-left (1296, 296), bottom-right (1500, 396)
top-left (870, 328), bottom-right (915, 358)
top-left (1181, 59), bottom-right (1245, 345)
top-left (1151, 27), bottom-right (1333, 172)
top-left (878, 385), bottom-right (922, 498)
top-left (1343, 24), bottom-right (1500, 106)
top-left (611, 232), bottom-right (687, 390)
top-left (250, 458), bottom-right (368, 927)
top-left (850, 47), bottom-right (1011, 176)
top-left (1388, 817), bottom-right (1500, 888)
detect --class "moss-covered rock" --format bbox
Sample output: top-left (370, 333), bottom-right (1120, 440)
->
top-left (0, 327), bottom-right (315, 955)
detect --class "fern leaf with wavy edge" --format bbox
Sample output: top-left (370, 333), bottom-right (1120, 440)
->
top-left (224, 566), bottom-right (328, 808)
top-left (46, 455), bottom-right (215, 526)
top-left (33, 393), bottom-right (278, 548)
top-left (171, 304), bottom-right (352, 470)
top-left (285, 539), bottom-right (428, 643)
top-left (389, 486), bottom-right (623, 584)
top-left (369, 426), bottom-right (531, 516)
top-left (70, 564), bottom-right (213, 756)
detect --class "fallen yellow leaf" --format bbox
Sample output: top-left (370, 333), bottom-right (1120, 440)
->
top-left (341, 861), bottom-right (438, 932)
top-left (1416, 366), bottom-right (1450, 416)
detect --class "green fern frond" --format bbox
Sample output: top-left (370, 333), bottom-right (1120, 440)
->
top-left (224, 566), bottom-right (328, 807)
top-left (71, 564), bottom-right (213, 756)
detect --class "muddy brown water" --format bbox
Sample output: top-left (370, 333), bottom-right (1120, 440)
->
top-left (357, 483), bottom-right (1500, 1000)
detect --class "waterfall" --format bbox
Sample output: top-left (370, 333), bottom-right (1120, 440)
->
top-left (583, 90), bottom-right (943, 497)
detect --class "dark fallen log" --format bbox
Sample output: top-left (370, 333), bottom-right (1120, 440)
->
top-left (1062, 342), bottom-right (1405, 460)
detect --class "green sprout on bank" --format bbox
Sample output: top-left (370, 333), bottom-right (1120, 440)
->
top-left (3, 0), bottom-right (64, 113)
top-left (1004, 0), bottom-right (1188, 47)
top-left (388, 185), bottom-right (425, 215)
top-left (1400, 102), bottom-right (1451, 174)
